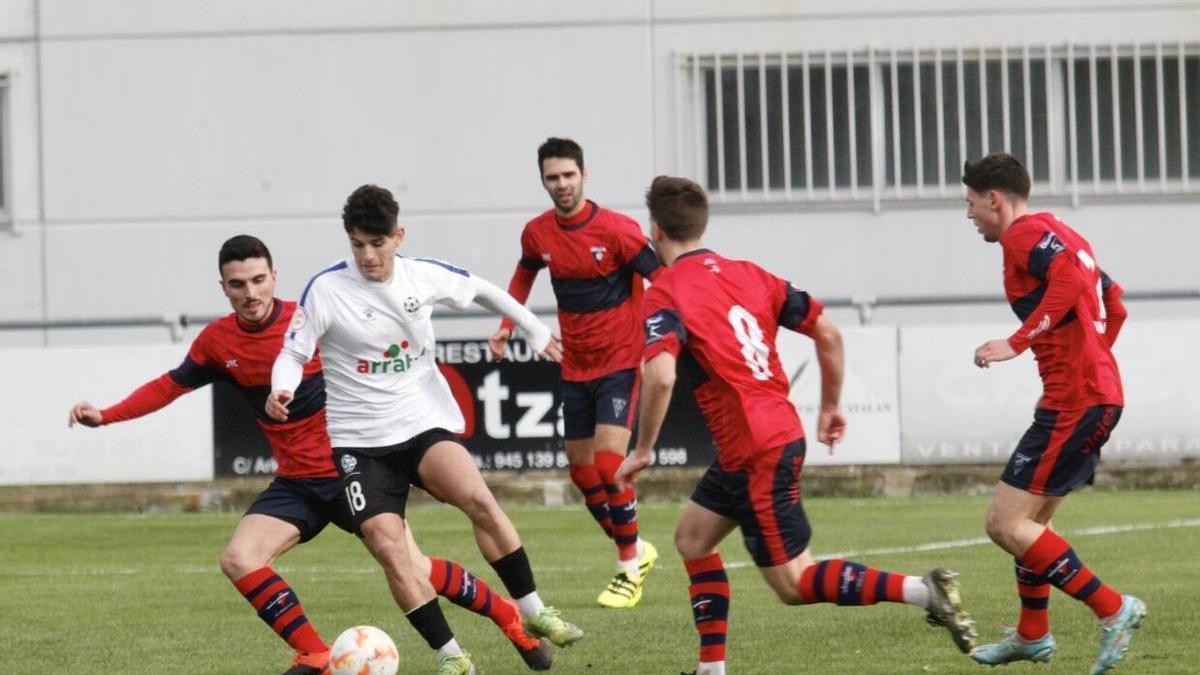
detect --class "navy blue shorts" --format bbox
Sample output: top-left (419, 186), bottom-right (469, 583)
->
top-left (333, 427), bottom-right (456, 531)
top-left (690, 439), bottom-right (811, 567)
top-left (561, 368), bottom-right (640, 440)
top-left (245, 476), bottom-right (356, 543)
top-left (1002, 405), bottom-right (1122, 497)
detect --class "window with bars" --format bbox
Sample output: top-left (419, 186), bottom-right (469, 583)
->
top-left (681, 43), bottom-right (1200, 205)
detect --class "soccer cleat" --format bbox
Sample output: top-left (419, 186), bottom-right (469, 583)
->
top-left (524, 606), bottom-right (584, 647)
top-left (638, 539), bottom-right (660, 578)
top-left (500, 608), bottom-right (553, 671)
top-left (437, 652), bottom-right (476, 675)
top-left (597, 570), bottom-right (643, 608)
top-left (1090, 595), bottom-right (1147, 674)
top-left (922, 568), bottom-right (978, 653)
top-left (282, 650), bottom-right (330, 675)
top-left (970, 629), bottom-right (1057, 666)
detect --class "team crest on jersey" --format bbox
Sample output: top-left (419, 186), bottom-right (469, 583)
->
top-left (403, 296), bottom-right (420, 313)
top-left (288, 306), bottom-right (307, 332)
top-left (590, 246), bottom-right (607, 262)
top-left (340, 454), bottom-right (357, 474)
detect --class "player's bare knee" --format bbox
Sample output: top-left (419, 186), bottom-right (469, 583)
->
top-left (673, 527), bottom-right (709, 560)
top-left (771, 582), bottom-right (803, 605)
top-left (218, 544), bottom-right (262, 580)
top-left (984, 507), bottom-right (1010, 545)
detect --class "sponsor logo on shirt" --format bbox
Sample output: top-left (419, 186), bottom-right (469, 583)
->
top-left (703, 257), bottom-right (721, 273)
top-left (356, 340), bottom-right (427, 374)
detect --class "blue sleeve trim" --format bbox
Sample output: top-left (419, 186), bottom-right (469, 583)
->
top-left (645, 308), bottom-right (686, 346)
top-left (778, 285), bottom-right (813, 330)
top-left (411, 256), bottom-right (470, 277)
top-left (1027, 232), bottom-right (1066, 281)
top-left (168, 355), bottom-right (221, 389)
top-left (298, 260), bottom-right (348, 307)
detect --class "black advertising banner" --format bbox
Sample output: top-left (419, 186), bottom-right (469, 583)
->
top-left (213, 339), bottom-right (715, 477)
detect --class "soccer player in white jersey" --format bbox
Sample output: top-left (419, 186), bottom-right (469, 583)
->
top-left (268, 185), bottom-right (581, 675)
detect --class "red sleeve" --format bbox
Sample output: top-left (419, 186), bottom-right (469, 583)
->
top-left (1007, 253), bottom-right (1090, 353)
top-left (100, 373), bottom-right (193, 424)
top-left (1102, 277), bottom-right (1128, 347)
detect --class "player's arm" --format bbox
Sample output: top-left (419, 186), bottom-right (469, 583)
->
top-left (809, 315), bottom-right (847, 451)
top-left (269, 300), bottom-right (324, 421)
top-left (1100, 270), bottom-right (1128, 347)
top-left (472, 275), bottom-right (561, 362)
top-left (68, 373), bottom-right (193, 428)
top-left (492, 232), bottom-right (545, 358)
top-left (617, 304), bottom-right (683, 489)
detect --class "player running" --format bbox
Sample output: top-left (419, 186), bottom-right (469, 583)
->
top-left (616, 176), bottom-right (977, 675)
top-left (269, 185), bottom-right (583, 675)
top-left (962, 154), bottom-right (1144, 674)
top-left (489, 138), bottom-right (660, 608)
top-left (68, 235), bottom-right (554, 675)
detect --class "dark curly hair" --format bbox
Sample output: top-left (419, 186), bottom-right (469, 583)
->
top-left (218, 234), bottom-right (273, 274)
top-left (962, 153), bottom-right (1031, 199)
top-left (537, 137), bottom-right (584, 175)
top-left (342, 184), bottom-right (399, 236)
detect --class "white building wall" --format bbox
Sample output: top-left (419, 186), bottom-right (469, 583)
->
top-left (1, 0), bottom-right (1197, 346)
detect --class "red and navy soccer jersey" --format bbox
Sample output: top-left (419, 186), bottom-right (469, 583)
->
top-left (502, 201), bottom-right (661, 381)
top-left (1000, 213), bottom-right (1124, 410)
top-left (642, 250), bottom-right (823, 471)
top-left (101, 300), bottom-right (336, 478)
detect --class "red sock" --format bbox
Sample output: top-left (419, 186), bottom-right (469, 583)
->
top-left (796, 559), bottom-right (907, 605)
top-left (569, 462), bottom-right (613, 538)
top-left (234, 567), bottom-right (327, 655)
top-left (1015, 560), bottom-right (1051, 640)
top-left (595, 450), bottom-right (639, 562)
top-left (1018, 528), bottom-right (1123, 619)
top-left (428, 557), bottom-right (519, 629)
top-left (685, 553), bottom-right (730, 664)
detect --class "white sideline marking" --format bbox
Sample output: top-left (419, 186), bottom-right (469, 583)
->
top-left (723, 517), bottom-right (1200, 570)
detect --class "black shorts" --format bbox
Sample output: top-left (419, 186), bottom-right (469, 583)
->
top-left (562, 368), bottom-right (640, 440)
top-left (1001, 405), bottom-right (1122, 497)
top-left (245, 476), bottom-right (356, 543)
top-left (333, 427), bottom-right (457, 531)
top-left (690, 439), bottom-right (811, 567)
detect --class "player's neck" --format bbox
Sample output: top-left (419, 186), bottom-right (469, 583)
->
top-left (999, 201), bottom-right (1030, 236)
top-left (658, 240), bottom-right (704, 267)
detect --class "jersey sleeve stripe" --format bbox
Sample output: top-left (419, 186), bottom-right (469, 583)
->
top-left (298, 260), bottom-right (348, 307)
top-left (411, 256), bottom-right (470, 277)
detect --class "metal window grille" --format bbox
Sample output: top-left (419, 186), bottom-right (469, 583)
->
top-left (679, 43), bottom-right (1200, 207)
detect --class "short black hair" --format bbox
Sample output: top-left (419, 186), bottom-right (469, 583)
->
top-left (537, 137), bottom-right (584, 175)
top-left (962, 153), bottom-right (1031, 199)
top-left (342, 184), bottom-right (399, 236)
top-left (646, 175), bottom-right (708, 241)
top-left (218, 235), bottom-right (273, 274)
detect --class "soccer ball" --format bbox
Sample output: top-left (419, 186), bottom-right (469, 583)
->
top-left (329, 625), bottom-right (400, 675)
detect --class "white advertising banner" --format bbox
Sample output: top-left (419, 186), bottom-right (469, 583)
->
top-left (0, 344), bottom-right (213, 485)
top-left (778, 327), bottom-right (901, 466)
top-left (899, 320), bottom-right (1200, 464)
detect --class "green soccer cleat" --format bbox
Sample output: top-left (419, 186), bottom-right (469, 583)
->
top-left (922, 568), bottom-right (978, 653)
top-left (436, 652), bottom-right (475, 675)
top-left (524, 606), bottom-right (584, 647)
top-left (970, 630), bottom-right (1057, 666)
top-left (1091, 595), bottom-right (1147, 675)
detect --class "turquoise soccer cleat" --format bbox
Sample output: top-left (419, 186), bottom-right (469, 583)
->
top-left (1090, 595), bottom-right (1147, 675)
top-left (970, 629), bottom-right (1057, 666)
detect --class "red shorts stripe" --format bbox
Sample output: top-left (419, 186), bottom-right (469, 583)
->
top-left (1029, 408), bottom-right (1086, 494)
top-left (747, 446), bottom-right (790, 565)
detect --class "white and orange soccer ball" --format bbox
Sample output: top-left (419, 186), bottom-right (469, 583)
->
top-left (329, 625), bottom-right (400, 675)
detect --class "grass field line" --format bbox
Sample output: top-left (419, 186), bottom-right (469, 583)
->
top-left (721, 517), bottom-right (1200, 569)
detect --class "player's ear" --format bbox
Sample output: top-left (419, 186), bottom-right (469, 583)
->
top-left (395, 225), bottom-right (406, 244)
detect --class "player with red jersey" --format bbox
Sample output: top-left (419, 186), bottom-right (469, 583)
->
top-left (963, 154), bottom-right (1144, 673)
top-left (490, 138), bottom-right (660, 608)
top-left (68, 235), bottom-right (553, 674)
top-left (615, 177), bottom-right (977, 675)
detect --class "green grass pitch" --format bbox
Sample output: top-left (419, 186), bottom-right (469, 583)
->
top-left (2, 489), bottom-right (1197, 673)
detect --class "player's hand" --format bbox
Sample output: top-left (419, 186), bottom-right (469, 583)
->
top-left (488, 328), bottom-right (512, 360)
top-left (265, 390), bottom-right (294, 422)
top-left (68, 401), bottom-right (103, 428)
top-left (817, 406), bottom-right (846, 454)
top-left (540, 335), bottom-right (563, 363)
top-left (974, 339), bottom-right (1017, 368)
top-left (614, 449), bottom-right (652, 491)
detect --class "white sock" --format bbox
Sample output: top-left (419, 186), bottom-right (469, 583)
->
top-left (516, 591), bottom-right (545, 619)
top-left (697, 660), bottom-right (726, 675)
top-left (901, 575), bottom-right (930, 608)
top-left (436, 638), bottom-right (464, 659)
top-left (617, 557), bottom-right (640, 579)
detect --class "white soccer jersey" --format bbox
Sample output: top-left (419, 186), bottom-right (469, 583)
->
top-left (277, 255), bottom-right (490, 448)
